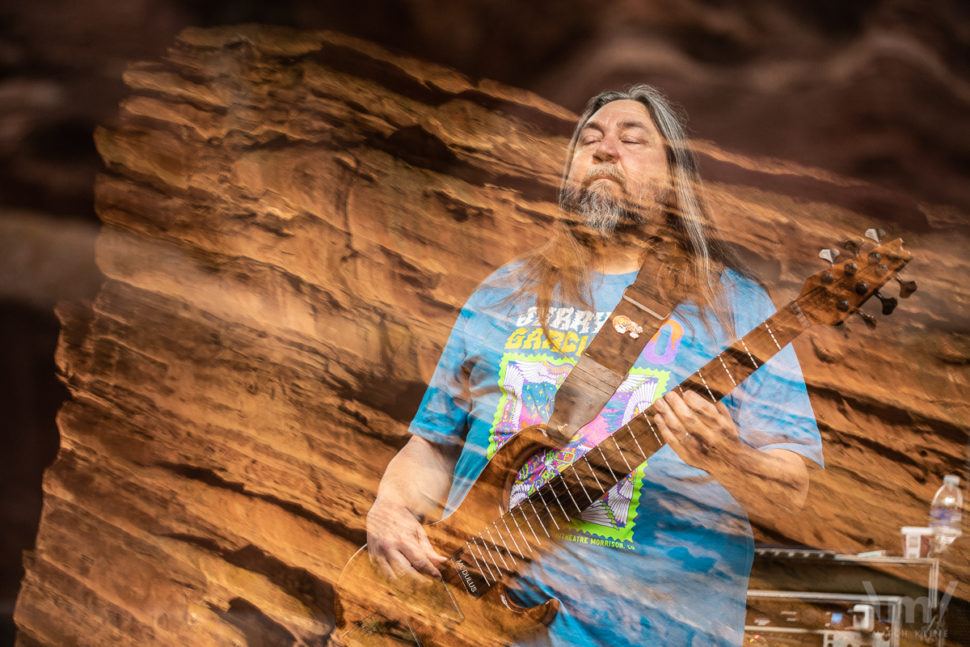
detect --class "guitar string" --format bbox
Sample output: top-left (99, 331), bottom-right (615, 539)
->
top-left (500, 516), bottom-right (524, 556)
top-left (610, 434), bottom-right (633, 472)
top-left (696, 369), bottom-right (717, 403)
top-left (763, 321), bottom-right (782, 351)
top-left (580, 453), bottom-right (605, 490)
top-left (526, 498), bottom-right (552, 536)
top-left (468, 538), bottom-right (497, 583)
top-left (535, 487), bottom-right (563, 529)
top-left (473, 536), bottom-right (502, 580)
top-left (717, 353), bottom-right (737, 386)
top-left (479, 537), bottom-right (508, 582)
top-left (483, 526), bottom-right (513, 570)
top-left (739, 339), bottom-right (760, 369)
top-left (475, 534), bottom-right (505, 576)
top-left (569, 464), bottom-right (594, 505)
top-left (488, 521), bottom-right (517, 567)
top-left (625, 424), bottom-right (648, 459)
top-left (508, 508), bottom-right (537, 546)
top-left (464, 501), bottom-right (551, 590)
top-left (553, 472), bottom-right (583, 515)
top-left (594, 444), bottom-right (619, 481)
top-left (520, 323), bottom-right (786, 558)
top-left (644, 415), bottom-right (663, 446)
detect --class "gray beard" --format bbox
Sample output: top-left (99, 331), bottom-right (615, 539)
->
top-left (561, 184), bottom-right (648, 237)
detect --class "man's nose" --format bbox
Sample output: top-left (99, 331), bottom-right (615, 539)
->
top-left (593, 135), bottom-right (619, 162)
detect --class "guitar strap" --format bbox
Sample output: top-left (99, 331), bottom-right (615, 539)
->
top-left (545, 245), bottom-right (687, 442)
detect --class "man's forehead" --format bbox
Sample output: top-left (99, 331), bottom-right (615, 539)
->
top-left (582, 99), bottom-right (653, 130)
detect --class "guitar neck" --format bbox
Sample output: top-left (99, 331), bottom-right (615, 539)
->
top-left (526, 300), bottom-right (813, 530)
top-left (449, 300), bottom-right (815, 597)
top-left (445, 237), bottom-right (911, 601)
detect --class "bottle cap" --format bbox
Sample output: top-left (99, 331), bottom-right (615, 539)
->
top-left (944, 474), bottom-right (960, 487)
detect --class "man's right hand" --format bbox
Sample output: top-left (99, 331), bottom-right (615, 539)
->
top-left (366, 496), bottom-right (447, 581)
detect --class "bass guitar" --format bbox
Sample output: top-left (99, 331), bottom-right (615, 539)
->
top-left (333, 233), bottom-right (915, 646)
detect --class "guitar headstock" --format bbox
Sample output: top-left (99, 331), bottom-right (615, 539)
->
top-left (797, 233), bottom-right (914, 327)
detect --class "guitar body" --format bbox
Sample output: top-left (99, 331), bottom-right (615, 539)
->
top-left (333, 425), bottom-right (562, 647)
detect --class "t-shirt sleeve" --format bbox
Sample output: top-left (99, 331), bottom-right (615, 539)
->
top-left (407, 302), bottom-right (476, 447)
top-left (726, 278), bottom-right (825, 468)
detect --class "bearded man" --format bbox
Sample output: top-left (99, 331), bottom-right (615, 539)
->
top-left (364, 85), bottom-right (823, 646)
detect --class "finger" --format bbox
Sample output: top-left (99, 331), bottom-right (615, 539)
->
top-left (683, 390), bottom-right (718, 418)
top-left (654, 412), bottom-right (674, 444)
top-left (369, 551), bottom-right (400, 581)
top-left (654, 412), bottom-right (685, 452)
top-left (714, 399), bottom-right (733, 422)
top-left (400, 538), bottom-right (444, 579)
top-left (418, 530), bottom-right (448, 566)
top-left (669, 392), bottom-right (723, 442)
top-left (658, 397), bottom-right (697, 444)
top-left (655, 396), bottom-right (682, 432)
top-left (665, 390), bottom-right (699, 423)
top-left (387, 549), bottom-right (423, 579)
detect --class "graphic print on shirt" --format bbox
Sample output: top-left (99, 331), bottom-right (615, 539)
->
top-left (488, 313), bottom-right (684, 547)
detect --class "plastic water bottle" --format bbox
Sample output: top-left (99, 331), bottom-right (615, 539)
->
top-left (929, 474), bottom-right (963, 554)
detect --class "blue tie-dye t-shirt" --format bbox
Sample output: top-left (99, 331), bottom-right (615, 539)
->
top-left (409, 262), bottom-right (823, 647)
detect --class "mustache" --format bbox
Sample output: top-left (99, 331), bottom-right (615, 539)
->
top-left (582, 164), bottom-right (626, 189)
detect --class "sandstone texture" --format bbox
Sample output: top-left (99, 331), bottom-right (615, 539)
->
top-left (12, 22), bottom-right (970, 647)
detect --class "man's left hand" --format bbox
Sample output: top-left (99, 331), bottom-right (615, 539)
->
top-left (654, 390), bottom-right (743, 476)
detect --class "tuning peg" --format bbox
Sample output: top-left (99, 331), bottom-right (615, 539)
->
top-left (855, 311), bottom-right (877, 329)
top-left (874, 290), bottom-right (898, 315)
top-left (841, 238), bottom-right (863, 254)
top-left (895, 276), bottom-right (917, 298)
top-left (818, 248), bottom-right (840, 265)
top-left (865, 228), bottom-right (886, 244)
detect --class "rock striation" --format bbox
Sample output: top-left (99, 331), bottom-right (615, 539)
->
top-left (14, 24), bottom-right (969, 646)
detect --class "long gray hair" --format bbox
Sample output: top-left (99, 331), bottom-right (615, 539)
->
top-left (514, 84), bottom-right (747, 339)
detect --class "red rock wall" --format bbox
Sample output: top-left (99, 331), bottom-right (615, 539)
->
top-left (13, 23), bottom-right (970, 646)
